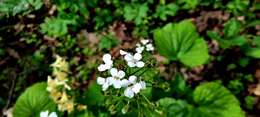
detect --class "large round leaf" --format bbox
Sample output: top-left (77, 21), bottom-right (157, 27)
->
top-left (157, 82), bottom-right (245, 117)
top-left (154, 20), bottom-right (209, 67)
top-left (192, 82), bottom-right (245, 117)
top-left (13, 82), bottom-right (56, 117)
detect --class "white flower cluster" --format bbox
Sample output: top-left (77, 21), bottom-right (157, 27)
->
top-left (97, 39), bottom-right (154, 98)
top-left (135, 39), bottom-right (154, 54)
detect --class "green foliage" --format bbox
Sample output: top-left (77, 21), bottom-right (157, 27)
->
top-left (0, 0), bottom-right (43, 16)
top-left (83, 82), bottom-right (105, 107)
top-left (207, 19), bottom-right (248, 49)
top-left (244, 47), bottom-right (260, 58)
top-left (177, 0), bottom-right (200, 9)
top-left (40, 17), bottom-right (76, 38)
top-left (13, 83), bottom-right (56, 117)
top-left (192, 82), bottom-right (244, 117)
top-left (158, 82), bottom-right (245, 117)
top-left (227, 0), bottom-right (249, 15)
top-left (93, 8), bottom-right (114, 30)
top-left (123, 3), bottom-right (149, 25)
top-left (154, 20), bottom-right (209, 67)
top-left (154, 3), bottom-right (179, 21)
top-left (99, 34), bottom-right (119, 51)
top-left (244, 96), bottom-right (255, 110)
top-left (224, 18), bottom-right (242, 38)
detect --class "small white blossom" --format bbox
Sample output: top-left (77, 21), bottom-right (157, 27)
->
top-left (124, 53), bottom-right (145, 68)
top-left (98, 54), bottom-right (113, 72)
top-left (109, 68), bottom-right (125, 89)
top-left (136, 39), bottom-right (154, 52)
top-left (97, 77), bottom-right (112, 91)
top-left (123, 76), bottom-right (146, 98)
top-left (120, 50), bottom-right (128, 55)
top-left (135, 46), bottom-right (144, 53)
top-left (146, 43), bottom-right (154, 51)
top-left (140, 39), bottom-right (149, 45)
top-left (40, 110), bottom-right (57, 117)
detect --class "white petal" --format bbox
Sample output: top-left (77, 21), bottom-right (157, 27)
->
top-left (136, 43), bottom-right (141, 47)
top-left (113, 80), bottom-right (122, 89)
top-left (104, 60), bottom-right (113, 65)
top-left (132, 83), bottom-right (142, 94)
top-left (136, 46), bottom-right (144, 53)
top-left (127, 61), bottom-right (136, 67)
top-left (146, 44), bottom-right (154, 51)
top-left (136, 61), bottom-right (145, 68)
top-left (124, 54), bottom-right (133, 61)
top-left (120, 79), bottom-right (130, 87)
top-left (120, 50), bottom-right (128, 55)
top-left (40, 111), bottom-right (49, 117)
top-left (124, 87), bottom-right (134, 98)
top-left (102, 83), bottom-right (109, 91)
top-left (110, 68), bottom-right (118, 77)
top-left (133, 53), bottom-right (142, 60)
top-left (107, 77), bottom-right (114, 85)
top-left (97, 77), bottom-right (105, 85)
top-left (129, 76), bottom-right (137, 84)
top-left (104, 63), bottom-right (112, 70)
top-left (98, 64), bottom-right (106, 71)
top-left (139, 81), bottom-right (146, 89)
top-left (49, 112), bottom-right (58, 117)
top-left (141, 39), bottom-right (149, 45)
top-left (103, 53), bottom-right (112, 62)
top-left (117, 70), bottom-right (125, 79)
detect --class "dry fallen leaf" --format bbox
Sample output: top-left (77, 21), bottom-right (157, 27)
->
top-left (254, 84), bottom-right (260, 96)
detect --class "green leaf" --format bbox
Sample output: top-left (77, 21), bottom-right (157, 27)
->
top-left (13, 82), bottom-right (56, 117)
top-left (123, 3), bottom-right (149, 25)
top-left (245, 47), bottom-right (260, 58)
top-left (157, 98), bottom-right (189, 117)
top-left (177, 0), bottom-right (200, 9)
top-left (246, 20), bottom-right (260, 27)
top-left (192, 82), bottom-right (245, 117)
top-left (98, 34), bottom-right (119, 51)
top-left (178, 38), bottom-right (209, 67)
top-left (253, 36), bottom-right (260, 47)
top-left (158, 82), bottom-right (245, 117)
top-left (154, 3), bottom-right (179, 21)
top-left (224, 19), bottom-right (241, 38)
top-left (154, 20), bottom-right (209, 67)
top-left (83, 82), bottom-right (105, 107)
top-left (40, 17), bottom-right (76, 37)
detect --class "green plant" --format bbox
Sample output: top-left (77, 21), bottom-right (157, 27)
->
top-left (157, 82), bottom-right (245, 117)
top-left (154, 20), bottom-right (209, 67)
top-left (98, 34), bottom-right (119, 51)
top-left (40, 17), bottom-right (76, 38)
top-left (13, 83), bottom-right (57, 117)
top-left (0, 0), bottom-right (43, 17)
top-left (153, 3), bottom-right (179, 21)
top-left (123, 3), bottom-right (149, 25)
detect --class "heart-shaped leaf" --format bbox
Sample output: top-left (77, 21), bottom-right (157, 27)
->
top-left (13, 82), bottom-right (56, 117)
top-left (154, 20), bottom-right (209, 67)
top-left (158, 82), bottom-right (245, 117)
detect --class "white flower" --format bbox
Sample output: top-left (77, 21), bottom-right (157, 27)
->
top-left (40, 110), bottom-right (58, 117)
top-left (98, 54), bottom-right (113, 72)
top-left (124, 53), bottom-right (145, 68)
top-left (135, 46), bottom-right (144, 53)
top-left (109, 68), bottom-right (125, 89)
top-left (146, 43), bottom-right (154, 51)
top-left (141, 39), bottom-right (149, 45)
top-left (136, 39), bottom-right (154, 52)
top-left (97, 77), bottom-right (112, 91)
top-left (120, 50), bottom-right (128, 55)
top-left (123, 75), bottom-right (146, 98)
